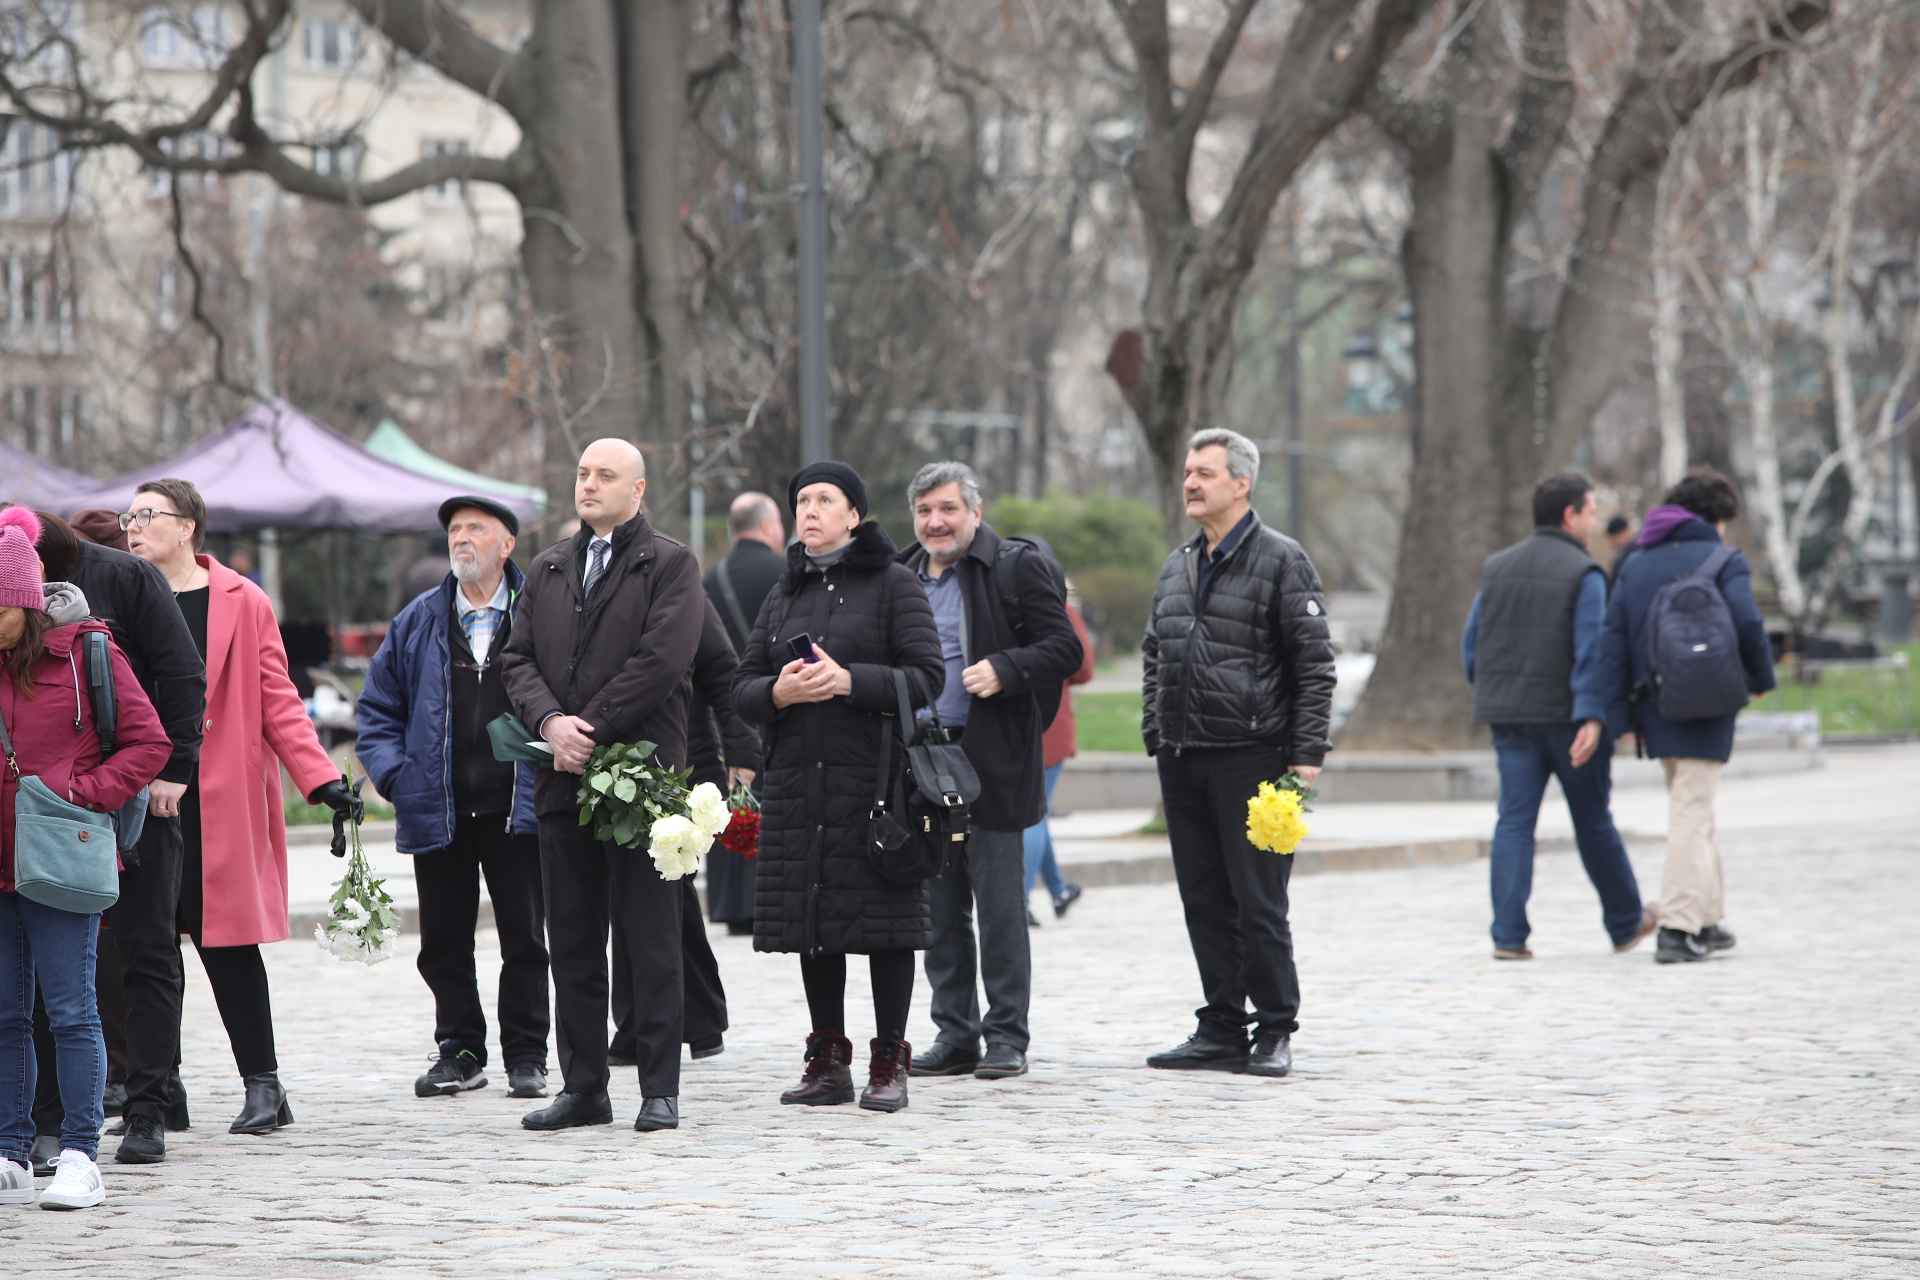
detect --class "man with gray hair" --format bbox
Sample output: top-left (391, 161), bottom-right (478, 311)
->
top-left (1141, 428), bottom-right (1336, 1079)
top-left (897, 461), bottom-right (1084, 1082)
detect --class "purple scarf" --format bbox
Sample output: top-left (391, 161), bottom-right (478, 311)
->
top-left (1637, 504), bottom-right (1703, 547)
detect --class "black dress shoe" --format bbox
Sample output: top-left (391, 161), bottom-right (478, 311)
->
top-left (522, 1090), bottom-right (613, 1130)
top-left (974, 1044), bottom-right (1028, 1079)
top-left (30, 1133), bottom-right (59, 1177)
top-left (230, 1073), bottom-right (293, 1135)
top-left (1699, 924), bottom-right (1737, 952)
top-left (909, 1041), bottom-right (980, 1077)
top-left (689, 1035), bottom-right (725, 1060)
top-left (1052, 883), bottom-right (1083, 918)
top-left (1654, 926), bottom-right (1711, 964)
top-left (103, 1118), bottom-right (126, 1137)
top-left (1146, 1033), bottom-right (1249, 1072)
top-left (507, 1064), bottom-right (549, 1099)
top-left (634, 1096), bottom-right (679, 1131)
top-left (115, 1114), bottom-right (167, 1164)
top-left (1246, 1033), bottom-right (1292, 1078)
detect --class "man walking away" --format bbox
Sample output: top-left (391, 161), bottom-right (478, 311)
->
top-left (1141, 429), bottom-right (1335, 1079)
top-left (36, 512), bottom-right (205, 1167)
top-left (1461, 473), bottom-right (1657, 961)
top-left (899, 463), bottom-right (1083, 1083)
top-left (500, 441), bottom-right (706, 1133)
top-left (1599, 468), bottom-right (1775, 964)
top-left (701, 493), bottom-right (784, 933)
top-left (356, 496), bottom-right (550, 1103)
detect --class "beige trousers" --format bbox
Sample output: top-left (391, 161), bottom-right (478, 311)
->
top-left (1660, 758), bottom-right (1725, 934)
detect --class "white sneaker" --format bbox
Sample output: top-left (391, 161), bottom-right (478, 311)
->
top-left (0, 1157), bottom-right (34, 1205)
top-left (39, 1149), bottom-right (105, 1211)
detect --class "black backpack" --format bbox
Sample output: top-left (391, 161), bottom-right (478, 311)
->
top-left (1640, 544), bottom-right (1749, 722)
top-left (994, 536), bottom-right (1068, 729)
top-left (868, 669), bottom-right (980, 885)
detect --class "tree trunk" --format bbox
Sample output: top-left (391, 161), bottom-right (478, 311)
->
top-left (621, 0), bottom-right (694, 478)
top-left (516, 0), bottom-right (644, 507)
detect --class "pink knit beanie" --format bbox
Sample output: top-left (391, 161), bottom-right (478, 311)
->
top-left (0, 506), bottom-right (46, 610)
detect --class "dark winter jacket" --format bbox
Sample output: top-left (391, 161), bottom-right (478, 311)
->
top-left (64, 540), bottom-right (205, 786)
top-left (704, 537), bottom-right (785, 656)
top-left (1141, 511), bottom-right (1337, 763)
top-left (895, 523), bottom-right (1085, 831)
top-left (355, 563), bottom-right (538, 854)
top-left (1598, 519), bottom-right (1775, 762)
top-left (685, 596), bottom-right (763, 790)
top-left (733, 521), bottom-right (944, 955)
top-left (499, 514), bottom-right (706, 817)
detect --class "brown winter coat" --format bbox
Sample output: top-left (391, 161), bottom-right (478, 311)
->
top-left (499, 513), bottom-right (705, 817)
top-left (733, 521), bottom-right (943, 955)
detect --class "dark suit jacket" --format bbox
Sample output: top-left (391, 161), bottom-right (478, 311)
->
top-left (704, 538), bottom-right (785, 656)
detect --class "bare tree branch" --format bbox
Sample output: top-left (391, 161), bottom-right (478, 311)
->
top-left (341, 0), bottom-right (522, 117)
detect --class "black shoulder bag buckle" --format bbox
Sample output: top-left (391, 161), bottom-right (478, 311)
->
top-left (867, 669), bottom-right (982, 885)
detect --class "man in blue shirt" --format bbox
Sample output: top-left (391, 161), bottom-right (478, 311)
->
top-left (1462, 473), bottom-right (1657, 960)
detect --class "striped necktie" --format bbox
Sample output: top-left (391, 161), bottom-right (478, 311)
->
top-left (582, 539), bottom-right (610, 598)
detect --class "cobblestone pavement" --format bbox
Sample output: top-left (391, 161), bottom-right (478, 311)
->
top-left (6, 820), bottom-right (1919, 1277)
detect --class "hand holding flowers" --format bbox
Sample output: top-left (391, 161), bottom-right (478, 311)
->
top-left (1246, 771), bottom-right (1318, 855)
top-left (578, 742), bottom-right (732, 880)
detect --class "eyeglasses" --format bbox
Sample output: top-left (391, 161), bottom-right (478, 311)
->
top-left (118, 507), bottom-right (190, 531)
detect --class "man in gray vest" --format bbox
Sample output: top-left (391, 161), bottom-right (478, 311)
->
top-left (1461, 472), bottom-right (1658, 960)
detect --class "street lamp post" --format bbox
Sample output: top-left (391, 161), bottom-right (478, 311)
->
top-left (794, 0), bottom-right (831, 465)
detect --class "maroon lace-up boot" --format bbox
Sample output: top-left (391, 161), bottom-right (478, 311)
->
top-left (780, 1031), bottom-right (855, 1106)
top-left (858, 1038), bottom-right (912, 1112)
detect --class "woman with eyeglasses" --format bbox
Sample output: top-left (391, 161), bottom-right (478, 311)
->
top-left (122, 479), bottom-right (360, 1137)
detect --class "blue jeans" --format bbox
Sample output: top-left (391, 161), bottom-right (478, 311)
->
top-left (1022, 763), bottom-right (1069, 900)
top-left (1490, 724), bottom-right (1643, 950)
top-left (0, 892), bottom-right (105, 1163)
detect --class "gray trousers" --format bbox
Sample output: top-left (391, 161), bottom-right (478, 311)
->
top-left (925, 825), bottom-right (1031, 1051)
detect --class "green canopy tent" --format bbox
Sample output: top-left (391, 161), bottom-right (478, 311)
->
top-left (363, 421), bottom-right (548, 515)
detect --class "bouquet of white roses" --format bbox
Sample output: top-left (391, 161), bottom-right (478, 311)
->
top-left (315, 765), bottom-right (399, 965)
top-left (578, 742), bottom-right (732, 880)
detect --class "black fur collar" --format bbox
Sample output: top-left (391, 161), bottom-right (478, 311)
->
top-left (783, 520), bottom-right (899, 590)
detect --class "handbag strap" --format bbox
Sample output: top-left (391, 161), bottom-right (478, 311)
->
top-left (0, 694), bottom-right (15, 778)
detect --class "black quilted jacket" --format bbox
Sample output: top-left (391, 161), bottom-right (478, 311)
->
top-left (1141, 513), bottom-right (1337, 764)
top-left (732, 521), bottom-right (944, 955)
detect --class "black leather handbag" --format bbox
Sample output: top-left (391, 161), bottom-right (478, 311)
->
top-left (868, 669), bottom-right (980, 885)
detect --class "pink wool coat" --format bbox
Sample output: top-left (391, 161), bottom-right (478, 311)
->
top-left (194, 555), bottom-right (339, 947)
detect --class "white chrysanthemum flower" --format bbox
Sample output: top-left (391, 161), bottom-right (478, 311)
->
top-left (686, 782), bottom-right (731, 837)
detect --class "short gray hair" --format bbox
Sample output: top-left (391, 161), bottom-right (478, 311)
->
top-left (1187, 428), bottom-right (1260, 487)
top-left (907, 461), bottom-right (983, 511)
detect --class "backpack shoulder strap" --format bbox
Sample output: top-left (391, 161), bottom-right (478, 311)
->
top-left (84, 629), bottom-right (117, 758)
top-left (711, 556), bottom-right (754, 646)
top-left (1691, 543), bottom-right (1739, 586)
top-left (995, 539), bottom-right (1028, 645)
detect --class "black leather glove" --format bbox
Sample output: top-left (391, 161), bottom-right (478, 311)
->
top-left (308, 778), bottom-right (366, 858)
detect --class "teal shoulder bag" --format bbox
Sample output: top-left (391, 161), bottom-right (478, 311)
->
top-left (0, 699), bottom-right (120, 914)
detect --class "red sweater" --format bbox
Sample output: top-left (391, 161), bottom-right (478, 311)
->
top-left (1042, 603), bottom-right (1097, 769)
top-left (1, 620), bottom-right (171, 893)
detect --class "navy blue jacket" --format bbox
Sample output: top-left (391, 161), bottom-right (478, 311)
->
top-left (357, 563), bottom-right (537, 853)
top-left (1597, 520), bottom-right (1776, 762)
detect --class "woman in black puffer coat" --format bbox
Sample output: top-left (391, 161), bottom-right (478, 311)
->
top-left (733, 462), bottom-right (941, 1113)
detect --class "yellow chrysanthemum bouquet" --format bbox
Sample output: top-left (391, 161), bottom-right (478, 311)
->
top-left (1246, 771), bottom-right (1317, 855)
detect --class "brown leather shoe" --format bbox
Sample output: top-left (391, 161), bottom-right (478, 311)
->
top-left (859, 1038), bottom-right (912, 1113)
top-left (1615, 902), bottom-right (1662, 953)
top-left (780, 1031), bottom-right (855, 1106)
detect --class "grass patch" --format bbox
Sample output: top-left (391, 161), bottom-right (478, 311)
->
top-left (1752, 644), bottom-right (1919, 738)
top-left (1074, 690), bottom-right (1147, 754)
top-left (287, 796), bottom-right (397, 826)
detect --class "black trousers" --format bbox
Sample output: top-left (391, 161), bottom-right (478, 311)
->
top-left (1157, 745), bottom-right (1301, 1040)
top-left (611, 879), bottom-right (727, 1056)
top-left (413, 817), bottom-right (551, 1070)
top-left (105, 814), bottom-right (186, 1120)
top-left (179, 786), bottom-right (278, 1078)
top-left (539, 815), bottom-right (682, 1099)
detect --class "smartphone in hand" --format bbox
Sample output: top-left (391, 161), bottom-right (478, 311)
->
top-left (787, 633), bottom-right (821, 665)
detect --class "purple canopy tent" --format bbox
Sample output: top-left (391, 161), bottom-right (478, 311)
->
top-left (59, 400), bottom-right (541, 532)
top-left (0, 440), bottom-right (95, 511)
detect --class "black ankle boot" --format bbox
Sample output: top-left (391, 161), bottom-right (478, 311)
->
top-left (229, 1073), bottom-right (293, 1134)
